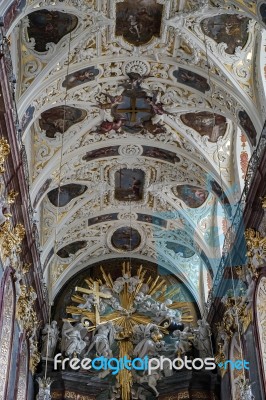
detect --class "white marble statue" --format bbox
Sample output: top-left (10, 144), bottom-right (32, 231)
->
top-left (155, 299), bottom-right (181, 321)
top-left (86, 322), bottom-right (115, 358)
top-left (244, 272), bottom-right (256, 311)
top-left (193, 319), bottom-right (212, 358)
top-left (137, 297), bottom-right (181, 324)
top-left (77, 294), bottom-right (95, 310)
top-left (61, 321), bottom-right (86, 357)
top-left (131, 387), bottom-right (147, 400)
top-left (133, 363), bottom-right (160, 398)
top-left (41, 321), bottom-right (59, 358)
top-left (14, 270), bottom-right (22, 301)
top-left (133, 324), bottom-right (163, 359)
top-left (172, 327), bottom-right (192, 354)
top-left (112, 274), bottom-right (141, 294)
top-left (100, 285), bottom-right (123, 311)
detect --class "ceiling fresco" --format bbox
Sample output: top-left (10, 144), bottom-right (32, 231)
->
top-left (6, 0), bottom-right (264, 307)
top-left (166, 242), bottom-right (195, 258)
top-left (173, 68), bottom-right (210, 93)
top-left (39, 106), bottom-right (87, 138)
top-left (180, 112), bottom-right (227, 143)
top-left (62, 66), bottom-right (100, 89)
top-left (114, 168), bottom-right (145, 201)
top-left (201, 14), bottom-right (250, 55)
top-left (115, 0), bottom-right (163, 46)
top-left (82, 146), bottom-right (119, 162)
top-left (260, 4), bottom-right (266, 24)
top-left (142, 146), bottom-right (180, 163)
top-left (81, 146), bottom-right (180, 164)
top-left (47, 184), bottom-right (87, 207)
top-left (111, 227), bottom-right (141, 251)
top-left (239, 110), bottom-right (257, 146)
top-left (57, 241), bottom-right (87, 258)
top-left (137, 213), bottom-right (167, 228)
top-left (27, 10), bottom-right (78, 52)
top-left (88, 213), bottom-right (118, 227)
top-left (173, 185), bottom-right (209, 209)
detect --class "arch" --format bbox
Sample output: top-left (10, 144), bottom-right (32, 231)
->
top-left (0, 267), bottom-right (16, 398)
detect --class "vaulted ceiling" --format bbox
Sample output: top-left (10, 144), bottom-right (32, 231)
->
top-left (4, 0), bottom-right (266, 312)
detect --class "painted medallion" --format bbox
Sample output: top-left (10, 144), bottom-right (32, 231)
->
top-left (111, 227), bottom-right (141, 251)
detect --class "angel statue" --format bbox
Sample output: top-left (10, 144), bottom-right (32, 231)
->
top-left (193, 319), bottom-right (212, 358)
top-left (86, 321), bottom-right (115, 358)
top-left (41, 320), bottom-right (59, 358)
top-left (61, 321), bottom-right (86, 357)
top-left (172, 326), bottom-right (193, 355)
top-left (133, 362), bottom-right (160, 398)
top-left (133, 324), bottom-right (163, 359)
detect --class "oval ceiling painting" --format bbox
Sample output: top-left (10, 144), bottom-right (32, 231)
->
top-left (172, 185), bottom-right (209, 208)
top-left (27, 10), bottom-right (78, 52)
top-left (40, 106), bottom-right (87, 139)
top-left (181, 112), bottom-right (227, 143)
top-left (47, 184), bottom-right (87, 207)
top-left (57, 241), bottom-right (87, 258)
top-left (111, 227), bottom-right (141, 251)
top-left (201, 14), bottom-right (250, 55)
